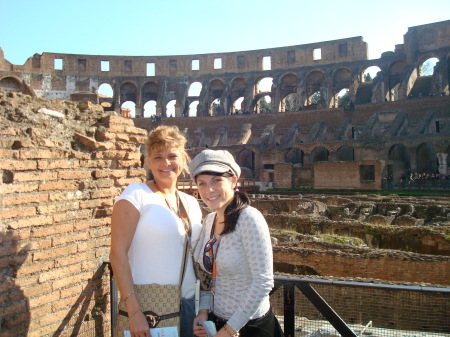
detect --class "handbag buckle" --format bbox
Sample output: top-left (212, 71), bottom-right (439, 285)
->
top-left (144, 311), bottom-right (161, 328)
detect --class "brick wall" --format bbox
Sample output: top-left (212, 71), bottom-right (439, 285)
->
top-left (1, 109), bottom-right (147, 336)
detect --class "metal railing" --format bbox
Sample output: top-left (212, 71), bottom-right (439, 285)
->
top-left (107, 264), bottom-right (450, 337)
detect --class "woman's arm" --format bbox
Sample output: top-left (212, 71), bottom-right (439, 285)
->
top-left (225, 208), bottom-right (274, 331)
top-left (110, 199), bottom-right (150, 336)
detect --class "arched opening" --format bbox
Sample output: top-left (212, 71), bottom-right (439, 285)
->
top-left (120, 82), bottom-right (137, 105)
top-left (282, 93), bottom-right (299, 112)
top-left (121, 101), bottom-right (135, 118)
top-left (388, 144), bottom-right (411, 180)
top-left (142, 81), bottom-right (158, 107)
top-left (362, 66), bottom-right (381, 83)
top-left (231, 77), bottom-right (247, 112)
top-left (143, 100), bottom-right (156, 117)
top-left (332, 68), bottom-right (352, 108)
top-left (416, 142), bottom-right (438, 174)
top-left (336, 146), bottom-right (354, 161)
top-left (256, 95), bottom-right (271, 114)
top-left (285, 148), bottom-right (304, 166)
top-left (387, 61), bottom-right (407, 102)
top-left (189, 101), bottom-right (199, 117)
top-left (0, 77), bottom-right (22, 93)
top-left (188, 82), bottom-right (202, 96)
top-left (256, 77), bottom-right (272, 93)
top-left (209, 98), bottom-right (221, 116)
top-left (237, 149), bottom-right (255, 174)
top-left (166, 100), bottom-right (176, 117)
top-left (337, 88), bottom-right (350, 108)
top-left (311, 147), bottom-right (329, 162)
top-left (304, 70), bottom-right (325, 107)
top-left (233, 97), bottom-right (244, 114)
top-left (419, 57), bottom-right (439, 76)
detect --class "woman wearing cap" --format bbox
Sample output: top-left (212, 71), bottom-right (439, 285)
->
top-left (110, 125), bottom-right (203, 337)
top-left (191, 150), bottom-right (284, 337)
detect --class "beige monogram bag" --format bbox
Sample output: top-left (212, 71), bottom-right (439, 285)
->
top-left (115, 238), bottom-right (189, 337)
top-left (115, 284), bottom-right (181, 336)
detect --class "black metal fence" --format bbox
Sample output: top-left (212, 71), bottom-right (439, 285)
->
top-left (108, 268), bottom-right (450, 337)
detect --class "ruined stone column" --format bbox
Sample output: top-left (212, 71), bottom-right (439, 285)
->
top-left (437, 153), bottom-right (448, 175)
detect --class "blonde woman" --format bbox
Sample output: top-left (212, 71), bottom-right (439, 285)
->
top-left (110, 125), bottom-right (202, 337)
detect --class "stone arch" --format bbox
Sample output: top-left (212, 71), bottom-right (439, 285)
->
top-left (208, 79), bottom-right (225, 115)
top-left (311, 147), bottom-right (329, 162)
top-left (279, 73), bottom-right (298, 112)
top-left (143, 100), bottom-right (157, 117)
top-left (416, 142), bottom-right (438, 173)
top-left (387, 61), bottom-right (408, 101)
top-left (188, 81), bottom-right (202, 97)
top-left (304, 70), bottom-right (325, 107)
top-left (120, 82), bottom-right (137, 104)
top-left (231, 77), bottom-right (247, 113)
top-left (189, 101), bottom-right (199, 117)
top-left (285, 148), bottom-right (304, 166)
top-left (331, 68), bottom-right (352, 108)
top-left (336, 145), bottom-right (354, 161)
top-left (388, 144), bottom-right (411, 178)
top-left (166, 99), bottom-right (176, 117)
top-left (141, 81), bottom-right (158, 105)
top-left (236, 149), bottom-right (255, 173)
top-left (0, 76), bottom-right (23, 93)
top-left (255, 76), bottom-right (272, 94)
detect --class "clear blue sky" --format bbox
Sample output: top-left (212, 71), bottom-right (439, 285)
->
top-left (1, 0), bottom-right (449, 65)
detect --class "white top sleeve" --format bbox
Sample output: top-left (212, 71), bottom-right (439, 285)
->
top-left (115, 183), bottom-right (203, 298)
top-left (198, 207), bottom-right (273, 331)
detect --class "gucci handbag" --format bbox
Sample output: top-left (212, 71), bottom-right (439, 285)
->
top-left (115, 239), bottom-right (189, 337)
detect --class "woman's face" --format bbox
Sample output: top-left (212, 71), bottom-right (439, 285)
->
top-left (147, 147), bottom-right (185, 185)
top-left (196, 174), bottom-right (237, 213)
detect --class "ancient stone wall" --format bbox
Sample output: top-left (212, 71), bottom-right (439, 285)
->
top-left (1, 21), bottom-right (449, 117)
top-left (0, 90), bottom-right (147, 336)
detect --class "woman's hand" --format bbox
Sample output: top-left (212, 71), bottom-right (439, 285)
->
top-left (193, 310), bottom-right (209, 337)
top-left (128, 310), bottom-right (151, 337)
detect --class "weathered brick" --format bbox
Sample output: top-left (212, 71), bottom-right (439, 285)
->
top-left (37, 159), bottom-right (80, 170)
top-left (105, 115), bottom-right (135, 126)
top-left (49, 190), bottom-right (87, 202)
top-left (124, 152), bottom-right (141, 160)
top-left (37, 264), bottom-right (81, 284)
top-left (37, 201), bottom-right (80, 215)
top-left (16, 261), bottom-right (54, 277)
top-left (19, 148), bottom-right (67, 160)
top-left (6, 216), bottom-right (53, 230)
top-left (28, 291), bottom-right (61, 309)
top-left (14, 171), bottom-right (58, 182)
top-left (2, 192), bottom-right (49, 206)
top-left (79, 198), bottom-right (114, 209)
top-left (32, 243), bottom-right (78, 262)
top-left (116, 160), bottom-right (141, 168)
top-left (52, 231), bottom-right (90, 246)
top-left (94, 150), bottom-right (127, 159)
top-left (0, 160), bottom-right (37, 170)
top-left (0, 148), bottom-right (19, 158)
top-left (53, 209), bottom-right (92, 223)
top-left (31, 223), bottom-right (74, 238)
top-left (1, 182), bottom-right (39, 194)
top-left (51, 271), bottom-right (92, 290)
top-left (58, 170), bottom-right (92, 180)
top-left (79, 159), bottom-right (112, 168)
top-left (116, 177), bottom-right (145, 186)
top-left (90, 188), bottom-right (120, 199)
top-left (38, 181), bottom-right (79, 191)
top-left (127, 168), bottom-right (147, 177)
top-left (0, 206), bottom-right (36, 220)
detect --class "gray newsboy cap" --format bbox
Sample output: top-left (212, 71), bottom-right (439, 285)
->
top-left (189, 149), bottom-right (241, 180)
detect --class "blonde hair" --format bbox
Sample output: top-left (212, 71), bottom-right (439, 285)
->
top-left (146, 125), bottom-right (190, 170)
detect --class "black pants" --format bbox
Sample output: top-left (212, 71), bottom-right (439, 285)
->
top-left (209, 308), bottom-right (285, 337)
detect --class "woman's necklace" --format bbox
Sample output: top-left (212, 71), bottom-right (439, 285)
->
top-left (154, 181), bottom-right (190, 235)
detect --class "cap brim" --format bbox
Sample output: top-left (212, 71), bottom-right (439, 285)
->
top-left (193, 163), bottom-right (232, 178)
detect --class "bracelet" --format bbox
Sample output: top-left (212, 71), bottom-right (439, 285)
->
top-left (223, 324), bottom-right (237, 337)
top-left (128, 309), bottom-right (140, 319)
top-left (122, 289), bottom-right (136, 303)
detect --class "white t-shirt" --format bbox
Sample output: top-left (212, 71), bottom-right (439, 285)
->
top-left (115, 182), bottom-right (203, 298)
